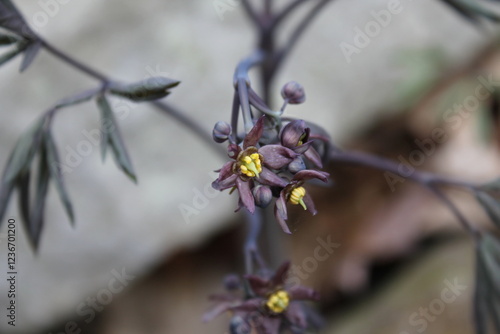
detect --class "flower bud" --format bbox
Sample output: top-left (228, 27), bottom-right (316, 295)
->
top-left (288, 156), bottom-right (306, 173)
top-left (224, 274), bottom-right (241, 291)
top-left (281, 81), bottom-right (305, 104)
top-left (212, 121), bottom-right (232, 143)
top-left (252, 185), bottom-right (273, 208)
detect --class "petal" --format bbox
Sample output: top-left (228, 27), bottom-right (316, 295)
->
top-left (253, 316), bottom-right (282, 334)
top-left (271, 261), bottom-right (291, 287)
top-left (280, 119), bottom-right (307, 148)
top-left (288, 286), bottom-right (320, 301)
top-left (202, 302), bottom-right (233, 322)
top-left (257, 167), bottom-right (288, 188)
top-left (245, 275), bottom-right (271, 296)
top-left (285, 302), bottom-right (307, 329)
top-left (228, 143), bottom-right (241, 159)
top-left (293, 141), bottom-right (313, 155)
top-left (259, 145), bottom-right (298, 169)
top-left (231, 298), bottom-right (262, 312)
top-left (236, 178), bottom-right (255, 213)
top-left (302, 193), bottom-right (317, 215)
top-left (293, 170), bottom-right (329, 183)
top-left (243, 115), bottom-right (265, 149)
top-left (212, 162), bottom-right (238, 190)
top-left (274, 192), bottom-right (291, 234)
top-left (304, 146), bottom-right (323, 168)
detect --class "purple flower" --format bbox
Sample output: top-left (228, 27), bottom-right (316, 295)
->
top-left (274, 170), bottom-right (329, 234)
top-left (203, 262), bottom-right (321, 334)
top-left (280, 119), bottom-right (323, 168)
top-left (212, 116), bottom-right (297, 213)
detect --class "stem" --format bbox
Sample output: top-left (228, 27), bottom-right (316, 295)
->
top-left (244, 210), bottom-right (267, 274)
top-left (40, 39), bottom-right (109, 83)
top-left (230, 90), bottom-right (241, 144)
top-left (271, 0), bottom-right (306, 29)
top-left (241, 0), bottom-right (261, 26)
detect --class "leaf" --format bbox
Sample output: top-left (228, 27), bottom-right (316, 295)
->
top-left (0, 43), bottom-right (22, 67)
top-left (0, 179), bottom-right (14, 229)
top-left (19, 40), bottom-right (41, 72)
top-left (476, 190), bottom-right (500, 229)
top-left (474, 253), bottom-right (489, 334)
top-left (3, 118), bottom-right (44, 183)
top-left (96, 94), bottom-right (137, 182)
top-left (109, 77), bottom-right (180, 102)
top-left (0, 32), bottom-right (18, 45)
top-left (0, 0), bottom-right (36, 39)
top-left (16, 170), bottom-right (30, 227)
top-left (440, 0), bottom-right (481, 24)
top-left (44, 131), bottom-right (74, 224)
top-left (29, 144), bottom-right (50, 250)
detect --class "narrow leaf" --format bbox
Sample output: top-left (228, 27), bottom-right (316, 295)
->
top-left (19, 40), bottom-right (41, 72)
top-left (0, 179), bottom-right (15, 229)
top-left (0, 0), bottom-right (36, 39)
top-left (54, 87), bottom-right (100, 109)
top-left (16, 170), bottom-right (30, 227)
top-left (29, 145), bottom-right (50, 250)
top-left (0, 33), bottom-right (18, 45)
top-left (474, 253), bottom-right (489, 334)
top-left (44, 131), bottom-right (74, 224)
top-left (109, 77), bottom-right (180, 102)
top-left (4, 118), bottom-right (44, 183)
top-left (476, 190), bottom-right (500, 229)
top-left (96, 95), bottom-right (137, 182)
top-left (0, 44), bottom-right (22, 67)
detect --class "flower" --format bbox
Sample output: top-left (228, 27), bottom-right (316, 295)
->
top-left (274, 170), bottom-right (329, 234)
top-left (280, 119), bottom-right (323, 169)
top-left (203, 262), bottom-right (322, 334)
top-left (212, 116), bottom-right (297, 213)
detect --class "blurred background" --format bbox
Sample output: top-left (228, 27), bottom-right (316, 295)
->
top-left (0, 0), bottom-right (500, 333)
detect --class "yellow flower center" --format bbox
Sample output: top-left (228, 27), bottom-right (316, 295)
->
top-left (289, 187), bottom-right (307, 210)
top-left (239, 153), bottom-right (262, 177)
top-left (266, 290), bottom-right (290, 314)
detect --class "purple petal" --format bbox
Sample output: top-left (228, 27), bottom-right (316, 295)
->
top-left (304, 146), bottom-right (323, 168)
top-left (245, 275), bottom-right (271, 296)
top-left (231, 298), bottom-right (262, 312)
top-left (302, 193), bottom-right (317, 215)
top-left (253, 316), bottom-right (281, 334)
top-left (280, 120), bottom-right (307, 148)
top-left (285, 302), bottom-right (307, 329)
top-left (274, 192), bottom-right (291, 234)
top-left (236, 178), bottom-right (255, 213)
top-left (259, 145), bottom-right (298, 169)
top-left (212, 162), bottom-right (238, 190)
top-left (243, 115), bottom-right (265, 149)
top-left (288, 286), bottom-right (320, 301)
top-left (293, 170), bottom-right (329, 183)
top-left (271, 261), bottom-right (291, 287)
top-left (293, 141), bottom-right (313, 154)
top-left (257, 167), bottom-right (287, 188)
top-left (202, 302), bottom-right (233, 322)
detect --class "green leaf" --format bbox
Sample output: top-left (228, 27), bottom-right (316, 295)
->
top-left (476, 190), bottom-right (500, 229)
top-left (29, 144), bottom-right (50, 250)
top-left (54, 87), bottom-right (100, 109)
top-left (0, 179), bottom-right (15, 229)
top-left (0, 44), bottom-right (22, 67)
top-left (16, 170), bottom-right (30, 227)
top-left (109, 77), bottom-right (180, 102)
top-left (0, 33), bottom-right (19, 45)
top-left (3, 118), bottom-right (44, 183)
top-left (474, 252), bottom-right (490, 334)
top-left (96, 94), bottom-right (137, 182)
top-left (19, 40), bottom-right (41, 72)
top-left (44, 131), bottom-right (74, 224)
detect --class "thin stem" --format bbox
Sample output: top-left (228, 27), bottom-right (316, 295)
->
top-left (40, 38), bottom-right (109, 83)
top-left (151, 101), bottom-right (226, 158)
top-left (264, 0), bottom-right (272, 15)
top-left (427, 185), bottom-right (481, 240)
top-left (271, 0), bottom-right (306, 29)
top-left (244, 210), bottom-right (267, 274)
top-left (230, 90), bottom-right (240, 144)
top-left (273, 0), bottom-right (332, 74)
top-left (241, 0), bottom-right (261, 27)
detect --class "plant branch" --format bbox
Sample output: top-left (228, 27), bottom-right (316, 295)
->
top-left (241, 0), bottom-right (261, 27)
top-left (244, 210), bottom-right (267, 274)
top-left (271, 0), bottom-right (306, 29)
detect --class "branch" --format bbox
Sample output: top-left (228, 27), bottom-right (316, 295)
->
top-left (241, 0), bottom-right (261, 26)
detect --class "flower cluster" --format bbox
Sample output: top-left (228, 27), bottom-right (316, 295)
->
top-left (212, 115), bottom-right (329, 233)
top-left (203, 262), bottom-right (322, 334)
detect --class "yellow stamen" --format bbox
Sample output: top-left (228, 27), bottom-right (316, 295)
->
top-left (239, 152), bottom-right (263, 177)
top-left (289, 187), bottom-right (307, 210)
top-left (266, 290), bottom-right (290, 314)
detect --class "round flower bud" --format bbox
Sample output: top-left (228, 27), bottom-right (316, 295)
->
top-left (223, 274), bottom-right (241, 291)
top-left (281, 81), bottom-right (305, 104)
top-left (252, 185), bottom-right (273, 208)
top-left (212, 121), bottom-right (232, 143)
top-left (288, 156), bottom-right (306, 173)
